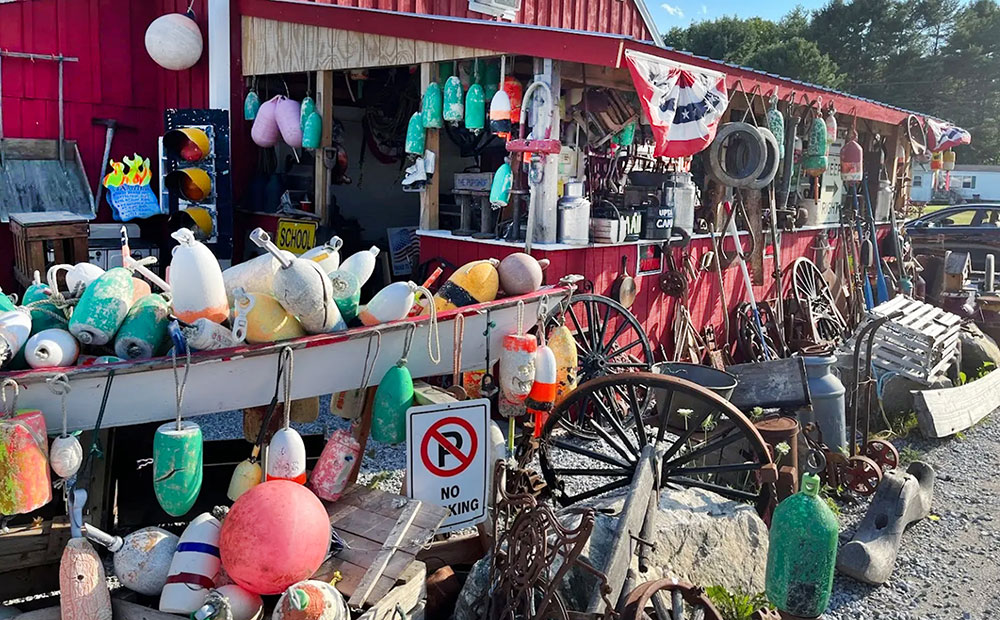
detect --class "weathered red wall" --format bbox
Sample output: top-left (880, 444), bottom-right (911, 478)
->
top-left (0, 0), bottom-right (210, 291)
top-left (306, 0), bottom-right (652, 40)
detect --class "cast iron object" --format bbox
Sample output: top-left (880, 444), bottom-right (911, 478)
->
top-left (839, 455), bottom-right (883, 496)
top-left (836, 461), bottom-right (936, 585)
top-left (849, 310), bottom-right (905, 459)
top-left (735, 301), bottom-right (781, 363)
top-left (791, 257), bottom-right (847, 342)
top-left (864, 439), bottom-right (899, 472)
top-left (537, 372), bottom-right (776, 516)
top-left (620, 579), bottom-right (722, 620)
top-left (611, 255), bottom-right (637, 309)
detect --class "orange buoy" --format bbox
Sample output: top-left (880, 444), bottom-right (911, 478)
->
top-left (498, 301), bottom-right (536, 418)
top-left (0, 380), bottom-right (51, 515)
top-left (526, 343), bottom-right (557, 438)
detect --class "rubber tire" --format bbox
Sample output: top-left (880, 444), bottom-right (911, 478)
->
top-left (745, 127), bottom-right (781, 189)
top-left (707, 122), bottom-right (767, 188)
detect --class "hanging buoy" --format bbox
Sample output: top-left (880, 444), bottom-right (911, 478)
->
top-left (84, 523), bottom-right (179, 596)
top-left (498, 253), bottom-right (549, 295)
top-left (302, 112), bottom-right (322, 150)
top-left (220, 480), bottom-right (331, 595)
top-left (0, 381), bottom-right (51, 515)
top-left (252, 96), bottom-right (281, 148)
top-left (300, 96), bottom-right (316, 131)
top-left (45, 374), bottom-right (82, 480)
top-left (223, 250), bottom-right (295, 303)
top-left (359, 281), bottom-right (419, 326)
top-left (372, 326), bottom-right (417, 444)
top-left (824, 105), bottom-right (838, 151)
top-left (422, 82), bottom-right (444, 129)
top-left (22, 271), bottom-right (64, 334)
top-left (169, 229), bottom-right (229, 324)
top-left (250, 228), bottom-right (345, 334)
top-left (23, 328), bottom-right (78, 368)
top-left (68, 267), bottom-right (134, 346)
top-left (308, 429), bottom-right (360, 502)
top-left (339, 246), bottom-right (380, 287)
top-left (443, 76), bottom-right (464, 125)
top-left (231, 288), bottom-right (305, 344)
top-left (153, 420), bottom-right (203, 516)
top-left (766, 94), bottom-right (784, 157)
top-left (227, 444), bottom-right (262, 502)
top-left (114, 294), bottom-right (169, 359)
top-left (405, 112), bottom-right (425, 155)
top-left (490, 162), bottom-right (513, 207)
top-left (244, 89), bottom-right (261, 121)
top-left (489, 88), bottom-right (512, 137)
top-left (301, 236), bottom-right (344, 273)
top-left (802, 114), bottom-right (828, 177)
top-left (503, 76), bottom-right (524, 121)
top-left (840, 129), bottom-right (864, 185)
top-left (265, 348), bottom-right (307, 484)
top-left (328, 270), bottom-right (361, 324)
top-left (483, 60), bottom-right (501, 100)
top-left (527, 344), bottom-right (557, 438)
top-left (548, 324), bottom-right (578, 405)
top-left (182, 317), bottom-right (239, 351)
top-left (60, 537), bottom-right (112, 620)
top-left (160, 512), bottom-right (222, 614)
top-left (465, 84), bottom-right (486, 132)
top-left (433, 258), bottom-right (500, 313)
top-left (943, 149), bottom-right (956, 171)
top-left (0, 310), bottom-right (31, 367)
top-left (275, 97), bottom-right (304, 149)
top-left (272, 580), bottom-right (349, 620)
top-left (499, 335), bottom-right (537, 418)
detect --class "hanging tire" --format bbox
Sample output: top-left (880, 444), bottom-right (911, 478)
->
top-left (745, 127), bottom-right (781, 190)
top-left (707, 122), bottom-right (767, 188)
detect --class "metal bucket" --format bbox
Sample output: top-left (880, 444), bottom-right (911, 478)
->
top-left (652, 362), bottom-right (738, 424)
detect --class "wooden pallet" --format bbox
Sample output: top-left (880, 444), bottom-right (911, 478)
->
top-left (857, 296), bottom-right (962, 385)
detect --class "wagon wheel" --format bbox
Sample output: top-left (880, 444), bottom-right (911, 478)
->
top-left (839, 455), bottom-right (882, 496)
top-left (538, 373), bottom-right (775, 516)
top-left (791, 257), bottom-right (847, 341)
top-left (621, 579), bottom-right (722, 620)
top-left (734, 302), bottom-right (780, 362)
top-left (545, 294), bottom-right (654, 439)
top-left (864, 439), bottom-right (899, 472)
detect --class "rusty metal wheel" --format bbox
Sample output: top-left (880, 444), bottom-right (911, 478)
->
top-left (864, 439), bottom-right (899, 472)
top-left (791, 257), bottom-right (847, 341)
top-left (621, 578), bottom-right (722, 620)
top-left (840, 455), bottom-right (883, 496)
top-left (538, 373), bottom-right (776, 515)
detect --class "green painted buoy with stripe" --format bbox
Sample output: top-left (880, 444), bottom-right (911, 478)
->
top-left (68, 267), bottom-right (134, 346)
top-left (153, 420), bottom-right (203, 517)
top-left (115, 294), bottom-right (169, 360)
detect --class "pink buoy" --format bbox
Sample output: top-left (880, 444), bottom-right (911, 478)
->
top-left (275, 97), bottom-right (304, 149)
top-left (0, 380), bottom-right (51, 515)
top-left (219, 480), bottom-right (331, 595)
top-left (308, 429), bottom-right (360, 502)
top-left (251, 97), bottom-right (281, 148)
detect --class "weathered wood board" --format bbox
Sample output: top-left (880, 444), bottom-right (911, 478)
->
top-left (915, 369), bottom-right (1000, 438)
top-left (726, 357), bottom-right (810, 411)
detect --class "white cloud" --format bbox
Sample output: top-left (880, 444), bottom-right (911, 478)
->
top-left (661, 2), bottom-right (685, 17)
top-left (701, 4), bottom-right (708, 14)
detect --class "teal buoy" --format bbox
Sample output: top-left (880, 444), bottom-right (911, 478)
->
top-left (114, 294), bottom-right (170, 360)
top-left (302, 112), bottom-right (322, 149)
top-left (465, 84), bottom-right (486, 132)
top-left (244, 90), bottom-right (261, 121)
top-left (21, 272), bottom-right (64, 334)
top-left (328, 270), bottom-right (360, 323)
top-left (300, 96), bottom-right (316, 131)
top-left (615, 121), bottom-right (637, 147)
top-left (372, 364), bottom-right (413, 444)
top-left (153, 420), bottom-right (203, 517)
top-left (421, 82), bottom-right (443, 129)
top-left (68, 267), bottom-right (134, 346)
top-left (0, 288), bottom-right (15, 313)
top-left (405, 113), bottom-right (425, 156)
top-left (443, 76), bottom-right (464, 125)
top-left (767, 94), bottom-right (784, 158)
top-left (483, 60), bottom-right (501, 100)
top-left (490, 162), bottom-right (513, 207)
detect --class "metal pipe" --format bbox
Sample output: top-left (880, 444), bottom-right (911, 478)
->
top-left (58, 55), bottom-right (65, 166)
top-left (861, 177), bottom-right (889, 304)
top-left (0, 51), bottom-right (79, 62)
top-left (987, 254), bottom-right (995, 293)
top-left (0, 52), bottom-right (4, 166)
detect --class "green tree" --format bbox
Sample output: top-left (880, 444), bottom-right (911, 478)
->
top-left (745, 37), bottom-right (845, 88)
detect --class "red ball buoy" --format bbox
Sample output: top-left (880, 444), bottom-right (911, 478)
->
top-left (219, 480), bottom-right (331, 595)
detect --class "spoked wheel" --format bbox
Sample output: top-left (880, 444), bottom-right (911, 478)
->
top-left (621, 579), bottom-right (722, 620)
top-left (865, 439), bottom-right (899, 472)
top-left (735, 301), bottom-right (780, 362)
top-left (545, 294), bottom-right (654, 439)
top-left (538, 373), bottom-right (776, 515)
top-left (792, 257), bottom-right (847, 341)
top-left (840, 455), bottom-right (882, 496)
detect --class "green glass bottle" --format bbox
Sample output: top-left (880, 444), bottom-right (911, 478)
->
top-left (765, 473), bottom-right (839, 618)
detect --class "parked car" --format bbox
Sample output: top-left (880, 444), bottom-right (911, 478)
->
top-left (903, 204), bottom-right (1000, 270)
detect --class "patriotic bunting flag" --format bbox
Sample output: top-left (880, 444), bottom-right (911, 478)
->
top-left (925, 118), bottom-right (971, 152)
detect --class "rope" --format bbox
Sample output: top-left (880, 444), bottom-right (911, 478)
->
top-left (360, 331), bottom-right (382, 388)
top-left (399, 324), bottom-right (417, 367)
top-left (515, 300), bottom-right (525, 336)
top-left (416, 285), bottom-right (441, 365)
top-left (171, 346), bottom-right (192, 431)
top-left (280, 347), bottom-right (294, 429)
top-left (452, 313), bottom-right (465, 385)
top-left (0, 378), bottom-right (18, 418)
top-left (45, 373), bottom-right (71, 437)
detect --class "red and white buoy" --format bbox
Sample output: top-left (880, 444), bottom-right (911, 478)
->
top-left (526, 340), bottom-right (557, 438)
top-left (498, 301), bottom-right (536, 418)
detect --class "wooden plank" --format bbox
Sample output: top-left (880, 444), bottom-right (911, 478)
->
top-left (349, 501), bottom-right (423, 608)
top-left (915, 368), bottom-right (1000, 438)
top-left (358, 561), bottom-right (427, 620)
top-left (419, 63), bottom-right (440, 230)
top-left (314, 70), bottom-right (335, 225)
top-left (726, 357), bottom-right (810, 411)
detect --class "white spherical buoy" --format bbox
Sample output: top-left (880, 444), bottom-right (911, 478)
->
top-left (145, 13), bottom-right (203, 71)
top-left (50, 434), bottom-right (83, 479)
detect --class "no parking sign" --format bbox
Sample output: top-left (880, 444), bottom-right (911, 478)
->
top-left (406, 399), bottom-right (489, 532)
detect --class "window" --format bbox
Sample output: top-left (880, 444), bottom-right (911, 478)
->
top-left (912, 175), bottom-right (923, 187)
top-left (929, 209), bottom-right (978, 226)
top-left (962, 176), bottom-right (976, 189)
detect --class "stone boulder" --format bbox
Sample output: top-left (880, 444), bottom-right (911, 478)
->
top-left (959, 322), bottom-right (1000, 378)
top-left (880, 373), bottom-right (952, 421)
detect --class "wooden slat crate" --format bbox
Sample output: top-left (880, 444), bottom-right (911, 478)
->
top-left (10, 211), bottom-right (90, 290)
top-left (853, 296), bottom-right (962, 385)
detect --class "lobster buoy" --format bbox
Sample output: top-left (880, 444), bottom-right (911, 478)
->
top-left (231, 289), bottom-right (305, 344)
top-left (245, 90), bottom-right (261, 121)
top-left (60, 537), bottom-right (112, 620)
top-left (498, 253), bottom-right (549, 295)
top-left (405, 112), bottom-right (425, 156)
top-left (339, 246), bottom-right (380, 288)
top-left (212, 584), bottom-right (264, 620)
top-left (300, 96), bottom-right (316, 131)
top-left (252, 96), bottom-right (281, 148)
top-left (182, 317), bottom-right (239, 351)
top-left (50, 262), bottom-right (105, 297)
top-left (272, 580), bottom-right (349, 620)
top-left (443, 76), bottom-right (464, 124)
top-left (222, 250), bottom-right (295, 303)
top-left (372, 363), bottom-right (413, 444)
top-left (422, 81), bottom-right (444, 129)
top-left (824, 105), bottom-right (837, 151)
top-left (308, 429), bottom-right (360, 502)
top-left (301, 236), bottom-right (344, 274)
top-left (170, 229), bottom-right (229, 324)
top-left (250, 229), bottom-right (346, 334)
top-left (84, 524), bottom-right (179, 596)
top-left (265, 427), bottom-right (307, 484)
top-left (22, 271), bottom-right (64, 333)
top-left (498, 333), bottom-right (536, 418)
top-left (23, 328), bottom-right (78, 368)
top-left (153, 420), bottom-right (203, 517)
top-left (160, 512), bottom-right (222, 614)
top-left (227, 445), bottom-right (262, 502)
top-left (360, 281), bottom-right (420, 326)
top-left (68, 267), bottom-right (134, 346)
top-left (220, 480), bottom-right (332, 595)
top-left (328, 270), bottom-right (360, 324)
top-left (0, 310), bottom-right (31, 367)
top-left (115, 294), bottom-right (170, 359)
top-left (275, 97), bottom-right (304, 149)
top-left (802, 114), bottom-right (828, 177)
top-left (51, 434), bottom-right (83, 479)
top-left (434, 259), bottom-right (500, 312)
top-left (548, 324), bottom-right (579, 406)
top-left (526, 344), bottom-right (557, 438)
top-left (840, 129), bottom-right (864, 185)
top-left (0, 400), bottom-right (51, 515)
top-left (766, 95), bottom-right (784, 158)
top-left (302, 112), bottom-right (322, 150)
top-left (0, 288), bottom-right (13, 313)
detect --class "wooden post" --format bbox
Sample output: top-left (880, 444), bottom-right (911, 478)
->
top-left (531, 58), bottom-right (560, 245)
top-left (347, 386), bottom-right (378, 486)
top-left (420, 63), bottom-right (440, 230)
top-left (745, 188), bottom-right (765, 286)
top-left (314, 70), bottom-right (335, 226)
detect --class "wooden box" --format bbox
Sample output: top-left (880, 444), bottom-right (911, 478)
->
top-left (10, 211), bottom-right (89, 289)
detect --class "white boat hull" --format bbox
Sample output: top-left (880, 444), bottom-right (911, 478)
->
top-left (3, 287), bottom-right (569, 432)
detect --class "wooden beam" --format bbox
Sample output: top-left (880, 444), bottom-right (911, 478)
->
top-left (915, 367), bottom-right (1000, 438)
top-left (314, 70), bottom-right (335, 226)
top-left (420, 63), bottom-right (440, 231)
top-left (745, 188), bottom-right (764, 286)
top-left (529, 58), bottom-right (560, 247)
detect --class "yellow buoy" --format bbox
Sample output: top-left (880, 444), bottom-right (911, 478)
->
top-left (433, 259), bottom-right (500, 313)
top-left (548, 324), bottom-right (579, 405)
top-left (231, 288), bottom-right (305, 345)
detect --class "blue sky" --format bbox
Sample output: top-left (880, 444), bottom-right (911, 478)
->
top-left (652, 1), bottom-right (828, 29)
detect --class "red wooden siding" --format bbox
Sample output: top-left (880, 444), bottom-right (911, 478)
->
top-left (306, 0), bottom-right (652, 40)
top-left (0, 0), bottom-right (211, 291)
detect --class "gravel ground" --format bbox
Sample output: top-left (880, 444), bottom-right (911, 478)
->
top-left (826, 411), bottom-right (1000, 620)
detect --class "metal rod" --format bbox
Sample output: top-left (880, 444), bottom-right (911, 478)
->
top-left (0, 51), bottom-right (79, 62)
top-left (58, 55), bottom-right (65, 166)
top-left (0, 52), bottom-right (4, 166)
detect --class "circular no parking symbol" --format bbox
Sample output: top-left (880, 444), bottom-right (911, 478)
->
top-left (420, 416), bottom-right (479, 477)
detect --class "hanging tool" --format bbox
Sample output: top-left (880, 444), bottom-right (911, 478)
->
top-left (851, 185), bottom-right (875, 311)
top-left (723, 199), bottom-right (772, 361)
top-left (91, 118), bottom-right (136, 209)
top-left (861, 177), bottom-right (890, 304)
